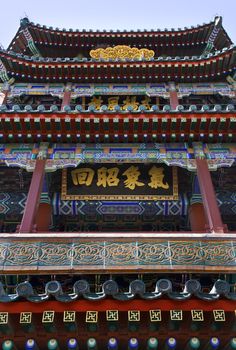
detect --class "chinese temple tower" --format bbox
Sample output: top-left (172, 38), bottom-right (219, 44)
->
top-left (0, 16), bottom-right (236, 350)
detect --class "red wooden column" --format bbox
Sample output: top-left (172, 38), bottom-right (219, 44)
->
top-left (196, 159), bottom-right (225, 233)
top-left (35, 177), bottom-right (52, 232)
top-left (35, 201), bottom-right (52, 232)
top-left (61, 87), bottom-right (72, 110)
top-left (189, 175), bottom-right (207, 232)
top-left (189, 203), bottom-right (207, 232)
top-left (19, 160), bottom-right (46, 233)
top-left (0, 86), bottom-right (10, 105)
top-left (168, 82), bottom-right (179, 109)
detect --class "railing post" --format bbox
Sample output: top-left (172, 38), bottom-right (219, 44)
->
top-left (19, 159), bottom-right (46, 233)
top-left (196, 159), bottom-right (225, 233)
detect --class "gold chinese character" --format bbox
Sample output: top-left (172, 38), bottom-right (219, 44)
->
top-left (148, 166), bottom-right (169, 189)
top-left (89, 96), bottom-right (103, 110)
top-left (97, 167), bottom-right (120, 188)
top-left (141, 96), bottom-right (151, 110)
top-left (108, 96), bottom-right (119, 111)
top-left (122, 96), bottom-right (139, 111)
top-left (71, 168), bottom-right (95, 186)
top-left (123, 166), bottom-right (144, 190)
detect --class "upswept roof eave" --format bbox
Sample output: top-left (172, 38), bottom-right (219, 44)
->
top-left (7, 17), bottom-right (233, 55)
top-left (7, 27), bottom-right (24, 53)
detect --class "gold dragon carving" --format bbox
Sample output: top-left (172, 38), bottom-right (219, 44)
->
top-left (89, 45), bottom-right (155, 61)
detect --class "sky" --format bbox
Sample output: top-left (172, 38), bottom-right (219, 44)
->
top-left (0, 0), bottom-right (235, 49)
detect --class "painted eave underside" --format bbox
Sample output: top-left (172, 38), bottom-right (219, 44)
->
top-left (0, 45), bottom-right (235, 83)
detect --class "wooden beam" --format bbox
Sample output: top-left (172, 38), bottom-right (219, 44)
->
top-left (0, 299), bottom-right (235, 312)
top-left (196, 159), bottom-right (225, 233)
top-left (19, 160), bottom-right (46, 233)
top-left (1, 232), bottom-right (236, 239)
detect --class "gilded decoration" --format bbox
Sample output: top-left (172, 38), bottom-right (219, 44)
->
top-left (106, 310), bottom-right (119, 321)
top-left (191, 310), bottom-right (204, 322)
top-left (0, 311), bottom-right (234, 325)
top-left (89, 45), bottom-right (155, 61)
top-left (213, 310), bottom-right (226, 322)
top-left (149, 310), bottom-right (162, 322)
top-left (61, 163), bottom-right (178, 201)
top-left (63, 311), bottom-right (76, 323)
top-left (170, 310), bottom-right (183, 321)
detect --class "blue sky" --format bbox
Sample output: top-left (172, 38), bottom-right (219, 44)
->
top-left (0, 0), bottom-right (235, 49)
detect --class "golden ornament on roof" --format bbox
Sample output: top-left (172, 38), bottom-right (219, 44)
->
top-left (89, 45), bottom-right (155, 61)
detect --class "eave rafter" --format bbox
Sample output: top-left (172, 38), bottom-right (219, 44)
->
top-left (0, 112), bottom-right (235, 143)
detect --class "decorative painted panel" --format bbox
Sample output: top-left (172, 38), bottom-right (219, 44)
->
top-left (0, 239), bottom-right (236, 273)
top-left (0, 142), bottom-right (235, 171)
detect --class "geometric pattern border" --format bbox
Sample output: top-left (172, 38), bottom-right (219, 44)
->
top-left (0, 310), bottom-right (229, 323)
top-left (0, 239), bottom-right (236, 272)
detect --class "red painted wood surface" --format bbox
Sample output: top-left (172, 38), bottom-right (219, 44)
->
top-left (169, 90), bottom-right (179, 109)
top-left (0, 89), bottom-right (9, 105)
top-left (196, 159), bottom-right (225, 233)
top-left (189, 203), bottom-right (207, 232)
top-left (61, 90), bottom-right (72, 110)
top-left (0, 298), bottom-right (235, 312)
top-left (0, 112), bottom-right (234, 143)
top-left (19, 159), bottom-right (46, 233)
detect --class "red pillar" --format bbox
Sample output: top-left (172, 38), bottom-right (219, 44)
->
top-left (35, 176), bottom-right (52, 232)
top-left (61, 89), bottom-right (72, 110)
top-left (196, 159), bottom-right (225, 233)
top-left (19, 160), bottom-right (46, 233)
top-left (168, 83), bottom-right (179, 109)
top-left (189, 203), bottom-right (207, 232)
top-left (189, 175), bottom-right (207, 232)
top-left (0, 89), bottom-right (9, 105)
top-left (35, 203), bottom-right (52, 232)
